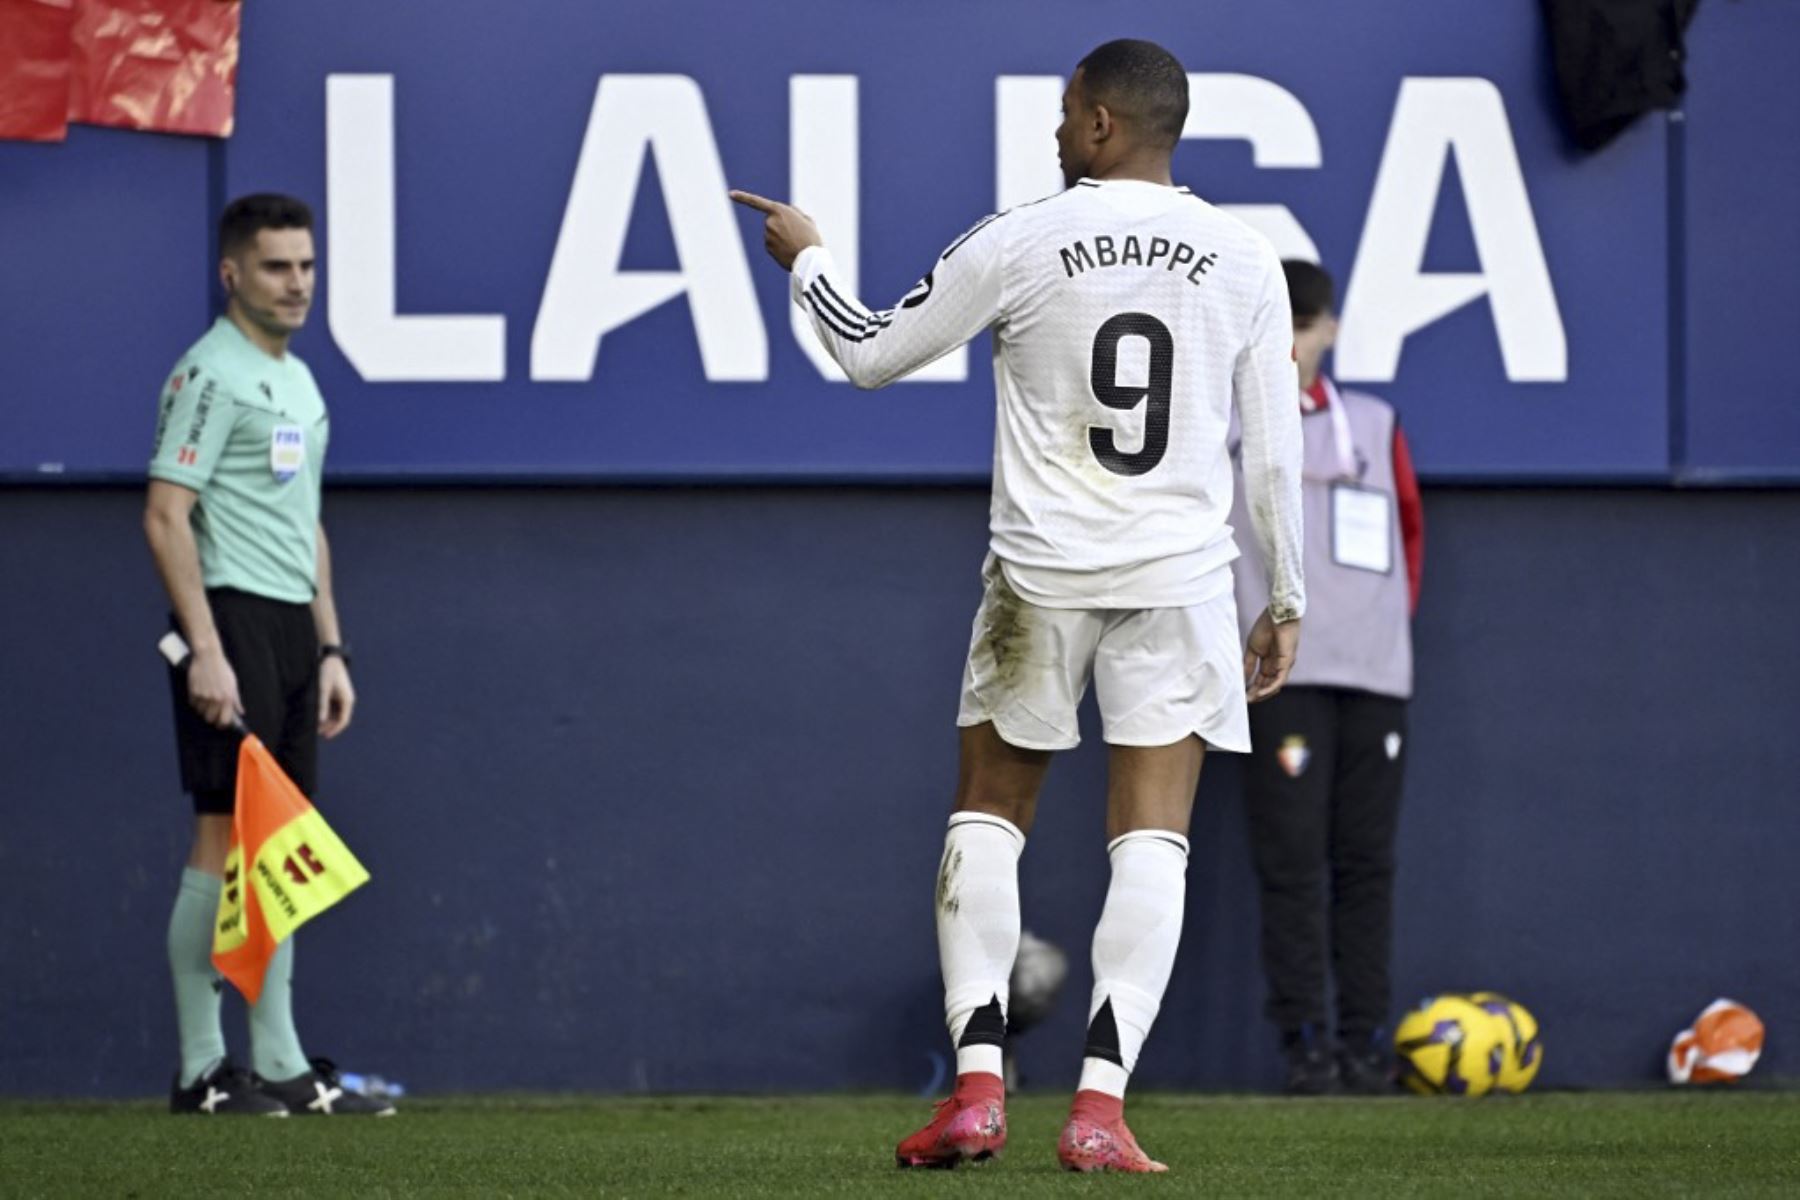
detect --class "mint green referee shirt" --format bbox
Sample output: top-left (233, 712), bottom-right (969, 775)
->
top-left (148, 317), bottom-right (330, 604)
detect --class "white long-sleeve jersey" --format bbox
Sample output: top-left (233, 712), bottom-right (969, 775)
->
top-left (791, 177), bottom-right (1304, 619)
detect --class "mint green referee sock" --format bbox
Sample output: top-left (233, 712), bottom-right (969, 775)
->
top-left (167, 867), bottom-right (226, 1088)
top-left (250, 939), bottom-right (309, 1082)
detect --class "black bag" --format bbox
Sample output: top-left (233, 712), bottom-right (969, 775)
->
top-left (1541, 0), bottom-right (1702, 151)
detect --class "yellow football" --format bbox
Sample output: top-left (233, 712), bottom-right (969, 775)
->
top-left (1393, 994), bottom-right (1508, 1097)
top-left (1468, 991), bottom-right (1543, 1093)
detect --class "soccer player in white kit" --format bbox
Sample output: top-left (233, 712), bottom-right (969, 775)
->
top-left (733, 39), bottom-right (1305, 1173)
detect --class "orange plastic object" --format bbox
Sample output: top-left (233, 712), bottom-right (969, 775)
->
top-left (1667, 999), bottom-right (1766, 1085)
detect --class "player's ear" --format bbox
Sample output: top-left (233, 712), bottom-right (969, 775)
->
top-left (219, 257), bottom-right (237, 296)
top-left (1091, 102), bottom-right (1114, 142)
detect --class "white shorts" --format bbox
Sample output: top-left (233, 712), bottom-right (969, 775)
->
top-left (955, 556), bottom-right (1251, 753)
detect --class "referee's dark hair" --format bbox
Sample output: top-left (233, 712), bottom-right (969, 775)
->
top-left (1283, 260), bottom-right (1336, 323)
top-left (1077, 39), bottom-right (1190, 149)
top-left (219, 193), bottom-right (313, 258)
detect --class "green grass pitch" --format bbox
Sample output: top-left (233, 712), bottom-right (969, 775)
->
top-left (5, 1092), bottom-right (1799, 1196)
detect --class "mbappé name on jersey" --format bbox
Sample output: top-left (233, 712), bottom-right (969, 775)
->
top-left (1057, 234), bottom-right (1221, 285)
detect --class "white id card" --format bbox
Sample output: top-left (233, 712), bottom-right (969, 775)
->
top-left (270, 423), bottom-right (306, 482)
top-left (157, 630), bottom-right (191, 667)
top-left (1331, 484), bottom-right (1393, 574)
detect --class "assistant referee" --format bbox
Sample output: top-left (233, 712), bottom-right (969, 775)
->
top-left (144, 194), bottom-right (388, 1116)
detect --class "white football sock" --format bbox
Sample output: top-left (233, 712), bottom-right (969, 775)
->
top-left (1078, 830), bottom-right (1190, 1098)
top-left (937, 811), bottom-right (1026, 1080)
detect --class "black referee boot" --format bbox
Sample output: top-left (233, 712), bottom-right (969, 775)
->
top-left (256, 1057), bottom-right (397, 1116)
top-left (1337, 1031), bottom-right (1399, 1096)
top-left (1280, 1027), bottom-right (1339, 1095)
top-left (170, 1060), bottom-right (289, 1116)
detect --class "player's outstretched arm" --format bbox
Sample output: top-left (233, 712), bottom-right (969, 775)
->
top-left (731, 189), bottom-right (1003, 390)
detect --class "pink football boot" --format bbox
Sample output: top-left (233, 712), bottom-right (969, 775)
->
top-left (895, 1072), bottom-right (1006, 1168)
top-left (1057, 1089), bottom-right (1167, 1173)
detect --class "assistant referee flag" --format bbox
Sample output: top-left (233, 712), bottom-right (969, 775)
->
top-left (212, 735), bottom-right (369, 1003)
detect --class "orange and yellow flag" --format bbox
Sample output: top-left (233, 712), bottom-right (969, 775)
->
top-left (213, 735), bottom-right (370, 1003)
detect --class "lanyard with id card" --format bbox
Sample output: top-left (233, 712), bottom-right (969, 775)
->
top-left (1320, 379), bottom-right (1393, 574)
top-left (1331, 483), bottom-right (1393, 574)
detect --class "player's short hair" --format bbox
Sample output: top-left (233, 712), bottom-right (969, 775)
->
top-left (1283, 260), bottom-right (1335, 322)
top-left (219, 193), bottom-right (313, 258)
top-left (1076, 39), bottom-right (1190, 149)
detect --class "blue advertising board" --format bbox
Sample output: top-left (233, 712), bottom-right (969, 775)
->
top-left (2, 0), bottom-right (1789, 481)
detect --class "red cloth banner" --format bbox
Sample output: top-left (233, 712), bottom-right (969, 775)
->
top-left (0, 0), bottom-right (75, 141)
top-left (66, 0), bottom-right (238, 136)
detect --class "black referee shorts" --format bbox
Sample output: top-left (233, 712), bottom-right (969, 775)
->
top-left (168, 587), bottom-right (319, 813)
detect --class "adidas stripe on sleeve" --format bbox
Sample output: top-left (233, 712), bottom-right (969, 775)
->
top-left (789, 215), bottom-right (1004, 390)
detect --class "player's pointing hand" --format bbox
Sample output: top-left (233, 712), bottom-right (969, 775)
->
top-left (730, 189), bottom-right (823, 272)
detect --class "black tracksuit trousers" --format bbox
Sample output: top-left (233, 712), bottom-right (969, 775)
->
top-left (1244, 685), bottom-right (1408, 1041)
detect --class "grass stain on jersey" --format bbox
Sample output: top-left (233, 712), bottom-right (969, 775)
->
top-left (936, 847), bottom-right (962, 918)
top-left (1067, 413), bottom-right (1119, 488)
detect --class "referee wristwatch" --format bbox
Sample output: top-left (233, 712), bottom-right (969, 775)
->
top-left (320, 643), bottom-right (353, 669)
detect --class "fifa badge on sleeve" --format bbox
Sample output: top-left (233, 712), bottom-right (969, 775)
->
top-left (270, 423), bottom-right (305, 482)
